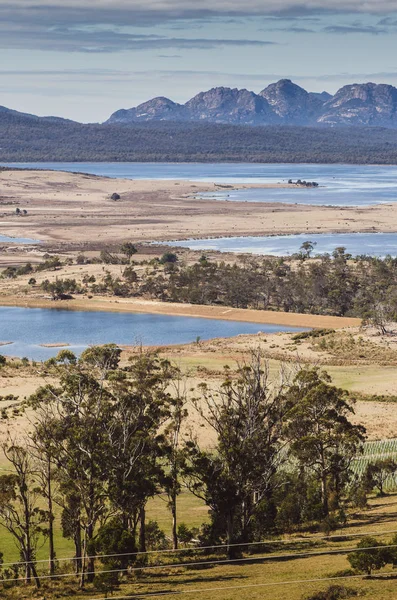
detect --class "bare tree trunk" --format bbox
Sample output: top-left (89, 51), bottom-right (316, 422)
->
top-left (171, 489), bottom-right (178, 550)
top-left (139, 505), bottom-right (146, 553)
top-left (86, 523), bottom-right (95, 583)
top-left (226, 513), bottom-right (234, 560)
top-left (321, 472), bottom-right (329, 517)
top-left (80, 530), bottom-right (87, 589)
top-left (74, 525), bottom-right (82, 575)
top-left (47, 458), bottom-right (56, 575)
top-left (31, 561), bottom-right (42, 589)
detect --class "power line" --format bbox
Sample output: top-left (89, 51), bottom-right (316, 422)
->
top-left (3, 527), bottom-right (397, 568)
top-left (2, 543), bottom-right (397, 585)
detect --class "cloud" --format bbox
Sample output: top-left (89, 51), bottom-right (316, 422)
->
top-left (2, 2), bottom-right (397, 31)
top-left (0, 25), bottom-right (277, 53)
top-left (4, 67), bottom-right (397, 86)
top-left (1, 1), bottom-right (397, 53)
top-left (4, 1), bottom-right (397, 17)
top-left (323, 24), bottom-right (388, 34)
top-left (259, 25), bottom-right (316, 33)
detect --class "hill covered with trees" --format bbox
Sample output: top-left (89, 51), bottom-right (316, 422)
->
top-left (2, 110), bottom-right (397, 163)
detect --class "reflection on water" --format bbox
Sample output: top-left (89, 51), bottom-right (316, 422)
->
top-left (169, 232), bottom-right (397, 257)
top-left (0, 306), bottom-right (305, 361)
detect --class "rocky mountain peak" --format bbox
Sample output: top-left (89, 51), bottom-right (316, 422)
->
top-left (104, 79), bottom-right (397, 128)
top-left (259, 79), bottom-right (324, 124)
top-left (318, 82), bottom-right (397, 126)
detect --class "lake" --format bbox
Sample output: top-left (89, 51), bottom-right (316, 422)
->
top-left (2, 163), bottom-right (397, 207)
top-left (0, 306), bottom-right (305, 361)
top-left (0, 234), bottom-right (39, 244)
top-left (168, 232), bottom-right (397, 257)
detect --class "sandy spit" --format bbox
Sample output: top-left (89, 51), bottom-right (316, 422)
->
top-left (0, 295), bottom-right (361, 329)
top-left (1, 169), bottom-right (396, 247)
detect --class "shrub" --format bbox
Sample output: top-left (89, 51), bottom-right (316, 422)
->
top-left (177, 523), bottom-right (195, 546)
top-left (145, 521), bottom-right (170, 551)
top-left (304, 585), bottom-right (359, 599)
top-left (292, 329), bottom-right (335, 341)
top-left (160, 252), bottom-right (178, 264)
top-left (364, 459), bottom-right (397, 496)
top-left (348, 537), bottom-right (387, 575)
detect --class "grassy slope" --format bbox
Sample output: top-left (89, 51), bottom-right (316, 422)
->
top-left (3, 494), bottom-right (397, 599)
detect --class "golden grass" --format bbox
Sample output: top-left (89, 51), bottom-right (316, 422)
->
top-left (3, 494), bottom-right (397, 599)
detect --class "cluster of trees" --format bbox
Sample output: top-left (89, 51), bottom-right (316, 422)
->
top-left (288, 179), bottom-right (319, 187)
top-left (5, 246), bottom-right (397, 328)
top-left (4, 117), bottom-right (397, 163)
top-left (1, 255), bottom-right (64, 280)
top-left (0, 348), bottom-right (370, 592)
top-left (73, 248), bottom-right (397, 327)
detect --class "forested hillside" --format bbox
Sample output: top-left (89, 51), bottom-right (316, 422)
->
top-left (2, 114), bottom-right (397, 163)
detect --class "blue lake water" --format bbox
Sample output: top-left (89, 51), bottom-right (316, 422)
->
top-left (2, 162), bottom-right (397, 207)
top-left (0, 234), bottom-right (39, 244)
top-left (198, 185), bottom-right (397, 207)
top-left (169, 232), bottom-right (397, 257)
top-left (0, 306), bottom-right (305, 361)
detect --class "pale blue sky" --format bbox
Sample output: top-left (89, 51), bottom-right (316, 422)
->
top-left (2, 0), bottom-right (397, 122)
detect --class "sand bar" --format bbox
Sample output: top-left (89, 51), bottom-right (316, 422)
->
top-left (0, 295), bottom-right (361, 329)
top-left (1, 169), bottom-right (397, 248)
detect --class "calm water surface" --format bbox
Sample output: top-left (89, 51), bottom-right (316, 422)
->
top-left (169, 232), bottom-right (397, 257)
top-left (0, 306), bottom-right (305, 361)
top-left (0, 234), bottom-right (39, 244)
top-left (3, 162), bottom-right (397, 207)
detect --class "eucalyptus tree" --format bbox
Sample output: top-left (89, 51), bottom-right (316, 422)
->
top-left (184, 350), bottom-right (290, 558)
top-left (284, 369), bottom-right (366, 517)
top-left (105, 351), bottom-right (177, 552)
top-left (0, 443), bottom-right (47, 588)
top-left (161, 374), bottom-right (189, 550)
top-left (28, 345), bottom-right (119, 586)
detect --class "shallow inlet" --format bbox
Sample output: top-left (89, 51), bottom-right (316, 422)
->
top-left (0, 306), bottom-right (306, 361)
top-left (167, 232), bottom-right (397, 258)
top-left (3, 162), bottom-right (397, 208)
top-left (0, 234), bottom-right (39, 244)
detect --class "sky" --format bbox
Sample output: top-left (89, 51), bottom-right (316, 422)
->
top-left (3, 0), bottom-right (397, 122)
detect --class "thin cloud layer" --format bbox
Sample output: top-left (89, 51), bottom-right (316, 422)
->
top-left (2, 1), bottom-right (397, 52)
top-left (0, 27), bottom-right (276, 53)
top-left (5, 1), bottom-right (397, 15)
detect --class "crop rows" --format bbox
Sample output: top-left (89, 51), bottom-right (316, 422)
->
top-left (351, 438), bottom-right (397, 491)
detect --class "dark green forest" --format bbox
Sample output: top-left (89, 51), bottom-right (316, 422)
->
top-left (2, 113), bottom-right (397, 162)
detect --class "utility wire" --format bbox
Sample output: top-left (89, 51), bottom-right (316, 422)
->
top-left (3, 527), bottom-right (397, 568)
top-left (2, 543), bottom-right (397, 584)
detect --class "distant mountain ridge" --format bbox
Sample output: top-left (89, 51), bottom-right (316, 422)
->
top-left (106, 80), bottom-right (397, 128)
top-left (4, 85), bottom-right (397, 163)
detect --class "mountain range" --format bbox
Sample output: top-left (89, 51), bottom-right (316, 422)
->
top-left (3, 79), bottom-right (397, 162)
top-left (106, 80), bottom-right (397, 128)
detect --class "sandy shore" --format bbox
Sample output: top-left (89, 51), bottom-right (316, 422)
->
top-left (0, 295), bottom-right (361, 329)
top-left (1, 169), bottom-right (397, 249)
